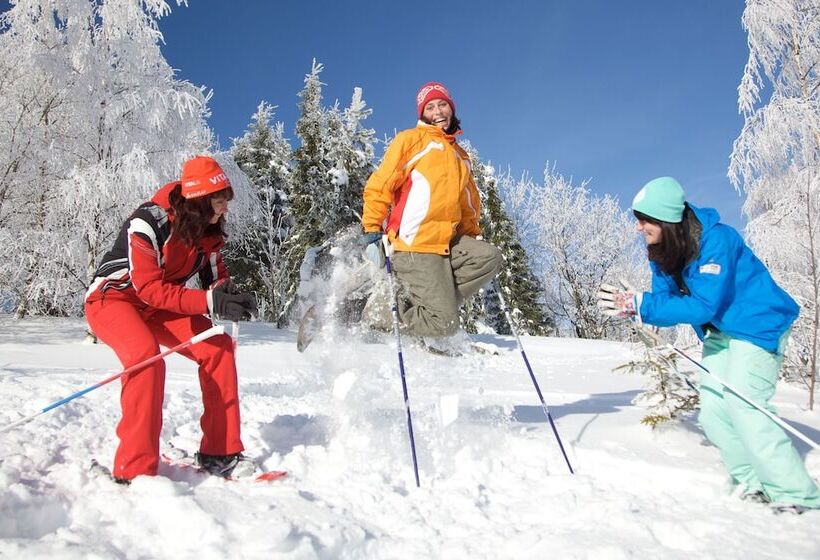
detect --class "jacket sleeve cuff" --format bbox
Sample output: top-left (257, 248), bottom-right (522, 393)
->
top-left (633, 293), bottom-right (644, 327)
top-left (206, 289), bottom-right (215, 316)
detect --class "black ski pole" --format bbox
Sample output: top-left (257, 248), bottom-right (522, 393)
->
top-left (382, 236), bottom-right (421, 487)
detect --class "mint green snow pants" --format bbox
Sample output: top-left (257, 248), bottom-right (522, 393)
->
top-left (699, 330), bottom-right (820, 508)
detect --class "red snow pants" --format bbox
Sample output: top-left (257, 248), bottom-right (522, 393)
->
top-left (85, 298), bottom-right (243, 480)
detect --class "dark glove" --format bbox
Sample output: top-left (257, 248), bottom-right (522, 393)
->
top-left (208, 282), bottom-right (257, 321)
top-left (358, 231), bottom-right (382, 248)
top-left (220, 278), bottom-right (240, 294)
top-left (358, 232), bottom-right (385, 267)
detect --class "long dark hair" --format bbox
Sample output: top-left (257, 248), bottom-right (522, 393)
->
top-left (635, 204), bottom-right (702, 290)
top-left (421, 114), bottom-right (462, 135)
top-left (168, 183), bottom-right (233, 246)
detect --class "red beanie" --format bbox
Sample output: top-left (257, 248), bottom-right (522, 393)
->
top-left (416, 82), bottom-right (455, 118)
top-left (180, 156), bottom-right (230, 199)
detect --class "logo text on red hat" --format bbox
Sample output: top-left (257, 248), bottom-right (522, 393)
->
top-left (209, 173), bottom-right (227, 185)
top-left (416, 84), bottom-right (451, 105)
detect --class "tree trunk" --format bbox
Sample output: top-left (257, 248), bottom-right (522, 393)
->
top-left (793, 28), bottom-right (820, 410)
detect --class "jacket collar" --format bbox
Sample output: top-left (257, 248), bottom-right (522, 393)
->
top-left (688, 203), bottom-right (720, 239)
top-left (416, 120), bottom-right (462, 142)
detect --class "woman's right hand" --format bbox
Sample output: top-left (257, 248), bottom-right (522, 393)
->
top-left (358, 231), bottom-right (383, 248)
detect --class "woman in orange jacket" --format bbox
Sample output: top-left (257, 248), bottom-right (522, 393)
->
top-left (361, 82), bottom-right (502, 337)
top-left (85, 156), bottom-right (256, 482)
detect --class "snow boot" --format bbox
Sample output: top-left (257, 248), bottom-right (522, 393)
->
top-left (89, 459), bottom-right (131, 485)
top-left (740, 490), bottom-right (770, 504)
top-left (420, 331), bottom-right (500, 357)
top-left (297, 305), bottom-right (321, 352)
top-left (770, 503), bottom-right (812, 515)
top-left (195, 452), bottom-right (256, 479)
top-left (420, 335), bottom-right (465, 357)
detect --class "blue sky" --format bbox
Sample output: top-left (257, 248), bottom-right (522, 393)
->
top-left (5, 1), bottom-right (752, 227)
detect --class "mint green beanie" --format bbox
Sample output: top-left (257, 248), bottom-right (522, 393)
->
top-left (631, 177), bottom-right (686, 223)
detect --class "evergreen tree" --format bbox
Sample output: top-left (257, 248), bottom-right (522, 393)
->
top-left (340, 87), bottom-right (376, 220)
top-left (322, 87), bottom-right (375, 226)
top-left (615, 327), bottom-right (699, 427)
top-left (280, 61), bottom-right (375, 324)
top-left (280, 60), bottom-right (329, 323)
top-left (230, 101), bottom-right (292, 322)
top-left (461, 143), bottom-right (553, 335)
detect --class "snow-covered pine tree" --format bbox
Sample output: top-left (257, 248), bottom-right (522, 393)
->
top-left (280, 60), bottom-right (333, 324)
top-left (501, 165), bottom-right (644, 339)
top-left (729, 0), bottom-right (820, 409)
top-left (280, 61), bottom-right (375, 324)
top-left (0, 0), bottom-right (211, 317)
top-left (230, 101), bottom-right (293, 322)
top-left (321, 87), bottom-right (375, 227)
top-left (340, 87), bottom-right (376, 220)
top-left (461, 142), bottom-right (553, 335)
top-left (615, 326), bottom-right (699, 427)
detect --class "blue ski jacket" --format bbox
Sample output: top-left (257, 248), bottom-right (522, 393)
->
top-left (638, 204), bottom-right (799, 353)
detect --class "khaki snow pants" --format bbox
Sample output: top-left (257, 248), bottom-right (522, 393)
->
top-left (385, 235), bottom-right (502, 337)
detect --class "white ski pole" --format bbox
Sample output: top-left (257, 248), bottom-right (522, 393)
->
top-left (636, 324), bottom-right (819, 451)
top-left (0, 325), bottom-right (225, 434)
top-left (231, 321), bottom-right (239, 354)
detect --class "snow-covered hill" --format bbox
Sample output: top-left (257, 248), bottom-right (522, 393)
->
top-left (0, 316), bottom-right (818, 559)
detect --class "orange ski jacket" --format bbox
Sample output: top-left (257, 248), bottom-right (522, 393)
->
top-left (362, 122), bottom-right (481, 255)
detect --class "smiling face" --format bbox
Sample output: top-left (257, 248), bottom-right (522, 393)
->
top-left (636, 217), bottom-right (663, 245)
top-left (422, 98), bottom-right (453, 130)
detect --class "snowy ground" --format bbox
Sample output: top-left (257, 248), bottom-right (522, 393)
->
top-left (0, 316), bottom-right (818, 559)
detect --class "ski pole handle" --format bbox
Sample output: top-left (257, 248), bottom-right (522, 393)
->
top-left (231, 321), bottom-right (239, 353)
top-left (192, 324), bottom-right (225, 345)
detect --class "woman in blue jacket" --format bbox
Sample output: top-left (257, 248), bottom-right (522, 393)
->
top-left (601, 176), bottom-right (819, 513)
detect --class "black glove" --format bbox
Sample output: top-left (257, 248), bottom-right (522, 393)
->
top-left (209, 282), bottom-right (257, 322)
top-left (220, 278), bottom-right (240, 294)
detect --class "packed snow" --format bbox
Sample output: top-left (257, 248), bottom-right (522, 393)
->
top-left (0, 315), bottom-right (818, 559)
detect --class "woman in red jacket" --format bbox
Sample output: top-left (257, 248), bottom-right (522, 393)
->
top-left (85, 156), bottom-right (256, 483)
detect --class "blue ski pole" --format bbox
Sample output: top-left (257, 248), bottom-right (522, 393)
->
top-left (496, 283), bottom-right (574, 474)
top-left (382, 236), bottom-right (421, 487)
top-left (0, 325), bottom-right (225, 434)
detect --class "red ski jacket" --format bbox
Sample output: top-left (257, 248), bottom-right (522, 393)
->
top-left (85, 182), bottom-right (228, 314)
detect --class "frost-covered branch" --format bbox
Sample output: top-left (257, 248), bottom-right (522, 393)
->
top-left (730, 0), bottom-right (820, 408)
